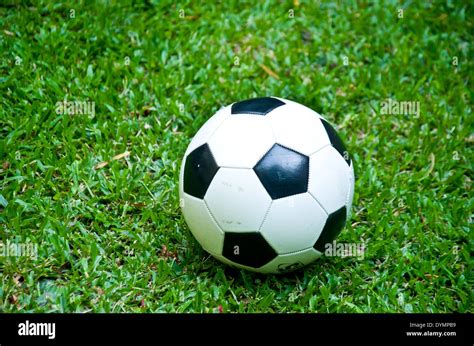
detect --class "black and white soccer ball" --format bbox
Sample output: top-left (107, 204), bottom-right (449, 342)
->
top-left (179, 97), bottom-right (355, 274)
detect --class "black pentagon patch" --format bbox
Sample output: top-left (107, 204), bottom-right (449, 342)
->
top-left (320, 119), bottom-right (351, 166)
top-left (231, 97), bottom-right (285, 115)
top-left (254, 144), bottom-right (309, 199)
top-left (313, 206), bottom-right (347, 253)
top-left (183, 144), bottom-right (219, 199)
top-left (223, 232), bottom-right (277, 268)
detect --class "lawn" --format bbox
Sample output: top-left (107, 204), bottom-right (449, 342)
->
top-left (0, 0), bottom-right (471, 313)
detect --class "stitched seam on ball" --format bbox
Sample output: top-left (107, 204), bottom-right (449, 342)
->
top-left (216, 166), bottom-right (251, 170)
top-left (252, 139), bottom-right (278, 170)
top-left (203, 198), bottom-right (225, 236)
top-left (232, 110), bottom-right (280, 116)
top-left (345, 162), bottom-right (354, 218)
top-left (306, 145), bottom-right (331, 212)
top-left (279, 245), bottom-right (321, 256)
top-left (258, 200), bottom-right (273, 232)
top-left (307, 155), bottom-right (312, 202)
top-left (307, 143), bottom-right (331, 158)
top-left (308, 189), bottom-right (329, 217)
top-left (274, 142), bottom-right (306, 156)
top-left (206, 107), bottom-right (231, 145)
top-left (267, 115), bottom-right (278, 146)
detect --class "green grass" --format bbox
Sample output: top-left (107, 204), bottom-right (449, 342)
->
top-left (0, 0), bottom-right (472, 313)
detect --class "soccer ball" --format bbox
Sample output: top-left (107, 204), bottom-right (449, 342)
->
top-left (179, 97), bottom-right (355, 273)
